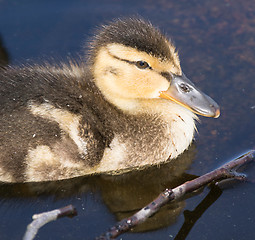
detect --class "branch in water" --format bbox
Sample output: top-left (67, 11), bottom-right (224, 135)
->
top-left (96, 150), bottom-right (255, 240)
top-left (23, 205), bottom-right (77, 240)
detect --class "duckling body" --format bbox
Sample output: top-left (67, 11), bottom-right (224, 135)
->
top-left (0, 19), bottom-right (219, 182)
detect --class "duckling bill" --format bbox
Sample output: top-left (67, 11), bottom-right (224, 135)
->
top-left (0, 18), bottom-right (220, 182)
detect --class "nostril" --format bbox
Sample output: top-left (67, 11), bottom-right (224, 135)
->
top-left (180, 83), bottom-right (191, 93)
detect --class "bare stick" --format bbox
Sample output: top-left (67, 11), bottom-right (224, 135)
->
top-left (23, 205), bottom-right (77, 240)
top-left (96, 150), bottom-right (255, 240)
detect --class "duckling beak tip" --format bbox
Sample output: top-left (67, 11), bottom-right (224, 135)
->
top-left (214, 108), bottom-right (220, 118)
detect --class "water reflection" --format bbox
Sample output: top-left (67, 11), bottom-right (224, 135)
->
top-left (0, 144), bottom-right (197, 232)
top-left (175, 185), bottom-right (222, 240)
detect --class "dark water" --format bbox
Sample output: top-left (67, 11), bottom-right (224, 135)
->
top-left (0, 0), bottom-right (255, 239)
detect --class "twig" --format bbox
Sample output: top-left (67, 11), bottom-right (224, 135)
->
top-left (23, 204), bottom-right (77, 240)
top-left (96, 150), bottom-right (255, 240)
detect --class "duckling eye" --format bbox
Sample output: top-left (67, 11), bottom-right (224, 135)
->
top-left (135, 61), bottom-right (150, 69)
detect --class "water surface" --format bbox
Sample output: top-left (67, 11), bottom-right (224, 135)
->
top-left (0, 0), bottom-right (254, 239)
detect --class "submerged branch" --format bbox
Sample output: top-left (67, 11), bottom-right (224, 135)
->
top-left (96, 150), bottom-right (255, 240)
top-left (23, 205), bottom-right (77, 240)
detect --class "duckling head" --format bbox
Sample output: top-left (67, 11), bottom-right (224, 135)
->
top-left (89, 18), bottom-right (220, 118)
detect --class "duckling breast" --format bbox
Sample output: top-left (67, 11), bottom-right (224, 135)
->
top-left (95, 103), bottom-right (196, 174)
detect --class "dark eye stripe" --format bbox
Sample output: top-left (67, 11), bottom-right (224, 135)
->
top-left (107, 50), bottom-right (152, 69)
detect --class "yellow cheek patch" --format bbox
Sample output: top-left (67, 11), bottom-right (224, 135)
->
top-left (93, 43), bottom-right (183, 112)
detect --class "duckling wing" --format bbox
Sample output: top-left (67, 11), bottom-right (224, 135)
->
top-left (0, 66), bottom-right (106, 182)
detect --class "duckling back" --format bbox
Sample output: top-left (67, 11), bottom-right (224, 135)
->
top-left (0, 65), bottom-right (108, 182)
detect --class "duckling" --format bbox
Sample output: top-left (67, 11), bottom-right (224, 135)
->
top-left (0, 18), bottom-right (220, 182)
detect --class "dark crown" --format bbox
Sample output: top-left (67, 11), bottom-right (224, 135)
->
top-left (90, 18), bottom-right (173, 61)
